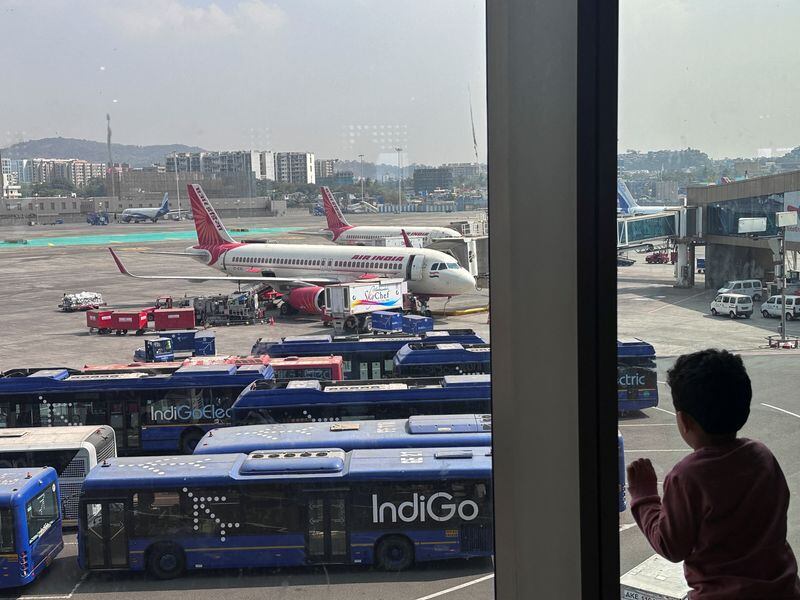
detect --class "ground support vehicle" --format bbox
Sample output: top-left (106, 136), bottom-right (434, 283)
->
top-left (59, 292), bottom-right (104, 312)
top-left (324, 279), bottom-right (407, 334)
top-left (109, 310), bottom-right (149, 335)
top-left (710, 293), bottom-right (753, 319)
top-left (760, 295), bottom-right (800, 320)
top-left (86, 309), bottom-right (114, 334)
top-left (78, 447), bottom-right (493, 578)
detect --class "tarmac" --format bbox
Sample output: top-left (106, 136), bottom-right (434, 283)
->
top-left (618, 256), bottom-right (800, 577)
top-left (0, 210), bottom-right (493, 600)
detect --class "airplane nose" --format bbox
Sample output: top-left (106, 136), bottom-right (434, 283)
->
top-left (455, 269), bottom-right (476, 293)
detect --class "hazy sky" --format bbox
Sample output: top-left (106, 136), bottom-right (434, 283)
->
top-left (619, 0), bottom-right (800, 158)
top-left (0, 0), bottom-right (486, 166)
top-left (5, 1), bottom-right (798, 164)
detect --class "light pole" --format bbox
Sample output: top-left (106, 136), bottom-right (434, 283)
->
top-left (173, 153), bottom-right (181, 219)
top-left (395, 147), bottom-right (403, 209)
top-left (358, 154), bottom-right (365, 204)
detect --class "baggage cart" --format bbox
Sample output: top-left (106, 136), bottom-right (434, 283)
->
top-left (109, 310), bottom-right (148, 335)
top-left (372, 310), bottom-right (404, 332)
top-left (86, 309), bottom-right (114, 334)
top-left (153, 307), bottom-right (196, 330)
top-left (402, 314), bottom-right (434, 334)
top-left (194, 332), bottom-right (216, 356)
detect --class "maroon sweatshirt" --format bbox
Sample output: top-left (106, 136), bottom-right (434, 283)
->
top-left (631, 438), bottom-right (800, 599)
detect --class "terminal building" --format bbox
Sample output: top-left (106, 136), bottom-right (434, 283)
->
top-left (688, 171), bottom-right (800, 289)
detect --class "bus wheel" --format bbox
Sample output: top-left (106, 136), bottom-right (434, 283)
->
top-left (147, 543), bottom-right (185, 580)
top-left (180, 430), bottom-right (204, 454)
top-left (376, 535), bottom-right (414, 571)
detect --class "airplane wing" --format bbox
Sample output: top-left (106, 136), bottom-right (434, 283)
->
top-left (287, 230), bottom-right (332, 238)
top-left (108, 248), bottom-right (340, 287)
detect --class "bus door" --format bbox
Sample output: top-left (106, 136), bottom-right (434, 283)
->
top-left (83, 500), bottom-right (129, 569)
top-left (305, 492), bottom-right (348, 564)
top-left (110, 393), bottom-right (140, 451)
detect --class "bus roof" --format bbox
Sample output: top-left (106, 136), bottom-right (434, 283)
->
top-left (82, 447), bottom-right (492, 491)
top-left (616, 338), bottom-right (656, 357)
top-left (394, 343), bottom-right (491, 364)
top-left (252, 329), bottom-right (486, 356)
top-left (234, 374), bottom-right (491, 408)
top-left (0, 467), bottom-right (58, 504)
top-left (0, 364), bottom-right (274, 393)
top-left (194, 414), bottom-right (492, 455)
top-left (0, 426), bottom-right (114, 450)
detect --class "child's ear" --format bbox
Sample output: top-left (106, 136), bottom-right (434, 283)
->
top-left (676, 411), bottom-right (690, 433)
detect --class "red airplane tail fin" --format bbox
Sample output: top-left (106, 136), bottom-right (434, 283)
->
top-left (187, 184), bottom-right (236, 247)
top-left (321, 186), bottom-right (352, 233)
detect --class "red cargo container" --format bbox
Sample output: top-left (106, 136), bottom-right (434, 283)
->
top-left (110, 310), bottom-right (149, 335)
top-left (86, 309), bottom-right (114, 334)
top-left (153, 307), bottom-right (196, 330)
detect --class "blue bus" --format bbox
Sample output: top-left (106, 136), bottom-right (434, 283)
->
top-left (230, 375), bottom-right (492, 425)
top-left (78, 447), bottom-right (492, 578)
top-left (0, 365), bottom-right (275, 455)
top-left (251, 329), bottom-right (487, 380)
top-left (393, 343), bottom-right (490, 377)
top-left (0, 467), bottom-right (62, 588)
top-left (617, 338), bottom-right (658, 412)
top-left (194, 414), bottom-right (492, 455)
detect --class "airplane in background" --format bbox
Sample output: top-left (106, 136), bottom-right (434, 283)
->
top-left (617, 179), bottom-right (683, 216)
top-left (120, 193), bottom-right (171, 223)
top-left (108, 184), bottom-right (476, 315)
top-left (291, 187), bottom-right (463, 246)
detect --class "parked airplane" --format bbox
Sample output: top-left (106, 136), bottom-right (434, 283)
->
top-left (291, 187), bottom-right (463, 246)
top-left (617, 179), bottom-right (683, 216)
top-left (120, 193), bottom-right (170, 223)
top-left (108, 184), bottom-right (476, 315)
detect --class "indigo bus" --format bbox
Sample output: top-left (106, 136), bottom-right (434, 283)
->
top-left (194, 414), bottom-right (492, 455)
top-left (617, 338), bottom-right (658, 412)
top-left (251, 329), bottom-right (487, 380)
top-left (84, 355), bottom-right (345, 381)
top-left (230, 375), bottom-right (492, 425)
top-left (0, 467), bottom-right (62, 588)
top-left (393, 343), bottom-right (490, 377)
top-left (0, 426), bottom-right (116, 525)
top-left (78, 447), bottom-right (493, 578)
top-left (0, 365), bottom-right (274, 455)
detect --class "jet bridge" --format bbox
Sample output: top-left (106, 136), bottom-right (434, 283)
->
top-left (618, 207), bottom-right (702, 288)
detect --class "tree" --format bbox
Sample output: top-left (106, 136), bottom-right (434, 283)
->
top-left (82, 177), bottom-right (106, 198)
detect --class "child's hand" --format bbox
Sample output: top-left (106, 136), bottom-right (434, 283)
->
top-left (627, 458), bottom-right (658, 498)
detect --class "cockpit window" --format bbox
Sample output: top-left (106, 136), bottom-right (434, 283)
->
top-left (431, 263), bottom-right (442, 271)
top-left (446, 262), bottom-right (459, 269)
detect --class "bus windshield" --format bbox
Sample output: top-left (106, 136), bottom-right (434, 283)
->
top-left (26, 485), bottom-right (59, 545)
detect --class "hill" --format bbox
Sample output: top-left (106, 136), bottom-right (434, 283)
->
top-left (1, 137), bottom-right (204, 168)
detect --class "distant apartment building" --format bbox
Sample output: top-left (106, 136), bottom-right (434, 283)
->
top-left (315, 159), bottom-right (338, 179)
top-left (166, 150), bottom-right (274, 181)
top-left (413, 167), bottom-right (454, 194)
top-left (1, 174), bottom-right (21, 199)
top-left (259, 151), bottom-right (275, 181)
top-left (654, 180), bottom-right (679, 203)
top-left (275, 152), bottom-right (316, 184)
top-left (27, 158), bottom-right (105, 187)
top-left (444, 163), bottom-right (485, 180)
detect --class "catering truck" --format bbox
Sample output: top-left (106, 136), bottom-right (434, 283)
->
top-left (323, 278), bottom-right (408, 334)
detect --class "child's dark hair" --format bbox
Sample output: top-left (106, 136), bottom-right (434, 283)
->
top-left (666, 349), bottom-right (751, 435)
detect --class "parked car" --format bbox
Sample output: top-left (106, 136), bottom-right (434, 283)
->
top-left (716, 279), bottom-right (765, 301)
top-left (760, 295), bottom-right (800, 320)
top-left (710, 294), bottom-right (753, 319)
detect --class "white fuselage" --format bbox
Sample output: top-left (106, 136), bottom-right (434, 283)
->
top-left (192, 242), bottom-right (475, 297)
top-left (333, 225), bottom-right (462, 246)
top-left (121, 207), bottom-right (165, 222)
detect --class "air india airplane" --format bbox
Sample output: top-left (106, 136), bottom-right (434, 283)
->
top-left (109, 184), bottom-right (476, 315)
top-left (291, 187), bottom-right (463, 246)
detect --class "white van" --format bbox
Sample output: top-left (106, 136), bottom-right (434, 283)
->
top-left (716, 279), bottom-right (765, 301)
top-left (760, 295), bottom-right (800, 320)
top-left (710, 294), bottom-right (753, 319)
